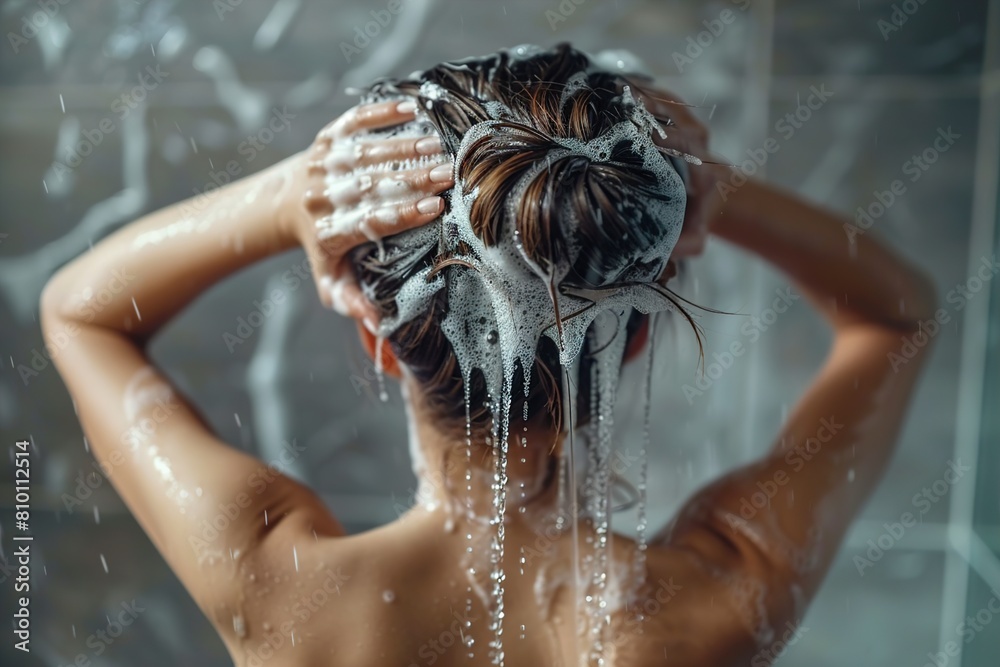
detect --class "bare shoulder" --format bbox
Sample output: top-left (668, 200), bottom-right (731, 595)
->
top-left (613, 542), bottom-right (787, 667)
top-left (202, 521), bottom-right (353, 665)
top-left (220, 511), bottom-right (451, 666)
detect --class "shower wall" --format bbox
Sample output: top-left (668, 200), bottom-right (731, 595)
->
top-left (0, 0), bottom-right (997, 665)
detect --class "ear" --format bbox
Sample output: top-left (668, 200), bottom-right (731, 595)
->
top-left (357, 321), bottom-right (402, 378)
top-left (622, 314), bottom-right (650, 363)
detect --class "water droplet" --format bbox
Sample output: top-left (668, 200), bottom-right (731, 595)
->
top-left (232, 614), bottom-right (247, 638)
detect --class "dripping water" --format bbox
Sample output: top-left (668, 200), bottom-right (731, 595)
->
top-left (633, 312), bottom-right (658, 597)
top-left (463, 380), bottom-right (476, 657)
top-left (487, 377), bottom-right (514, 666)
top-left (562, 365), bottom-right (583, 665)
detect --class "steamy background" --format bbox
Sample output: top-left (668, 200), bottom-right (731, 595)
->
top-left (0, 0), bottom-right (998, 664)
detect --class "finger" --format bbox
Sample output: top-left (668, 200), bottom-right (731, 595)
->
top-left (641, 89), bottom-right (700, 130)
top-left (305, 238), bottom-right (338, 309)
top-left (688, 157), bottom-right (725, 205)
top-left (320, 100), bottom-right (419, 141)
top-left (694, 168), bottom-right (726, 221)
top-left (310, 245), bottom-right (364, 316)
top-left (630, 81), bottom-right (686, 116)
top-left (333, 257), bottom-right (381, 330)
top-left (324, 163), bottom-right (454, 208)
top-left (681, 174), bottom-right (710, 227)
top-left (634, 86), bottom-right (710, 146)
top-left (324, 135), bottom-right (444, 172)
top-left (656, 121), bottom-right (703, 154)
top-left (341, 280), bottom-right (380, 331)
top-left (682, 174), bottom-right (721, 237)
top-left (316, 194), bottom-right (445, 247)
top-left (659, 98), bottom-right (699, 128)
top-left (316, 271), bottom-right (380, 330)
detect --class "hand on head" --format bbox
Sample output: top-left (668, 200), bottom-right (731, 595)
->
top-left (289, 100), bottom-right (453, 330)
top-left (289, 85), bottom-right (716, 338)
top-left (629, 81), bottom-right (722, 261)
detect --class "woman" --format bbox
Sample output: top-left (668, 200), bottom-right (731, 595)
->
top-left (42, 45), bottom-right (937, 666)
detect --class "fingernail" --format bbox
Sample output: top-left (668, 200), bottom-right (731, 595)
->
top-left (429, 164), bottom-right (454, 183)
top-left (417, 196), bottom-right (443, 215)
top-left (396, 100), bottom-right (417, 114)
top-left (415, 136), bottom-right (442, 155)
top-left (363, 316), bottom-right (378, 334)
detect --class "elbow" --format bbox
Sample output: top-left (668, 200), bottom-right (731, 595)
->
top-left (39, 266), bottom-right (81, 335)
top-left (38, 274), bottom-right (73, 374)
top-left (39, 273), bottom-right (66, 332)
top-left (899, 268), bottom-right (940, 331)
top-left (38, 272), bottom-right (69, 331)
top-left (880, 258), bottom-right (940, 332)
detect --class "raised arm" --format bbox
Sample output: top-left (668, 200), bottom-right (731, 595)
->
top-left (39, 101), bottom-right (450, 635)
top-left (664, 172), bottom-right (939, 627)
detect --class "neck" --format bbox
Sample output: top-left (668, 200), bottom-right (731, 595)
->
top-left (401, 380), bottom-right (562, 520)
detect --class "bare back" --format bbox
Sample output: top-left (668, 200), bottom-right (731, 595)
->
top-left (217, 508), bottom-right (764, 667)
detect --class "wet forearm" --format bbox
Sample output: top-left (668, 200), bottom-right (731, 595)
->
top-left (41, 152), bottom-right (306, 339)
top-left (712, 175), bottom-right (938, 331)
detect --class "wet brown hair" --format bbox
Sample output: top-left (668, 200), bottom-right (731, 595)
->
top-left (352, 44), bottom-right (698, 443)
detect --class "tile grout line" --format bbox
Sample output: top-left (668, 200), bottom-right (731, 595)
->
top-left (739, 0), bottom-right (777, 460)
top-left (938, 0), bottom-right (1000, 661)
top-left (962, 531), bottom-right (1000, 598)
